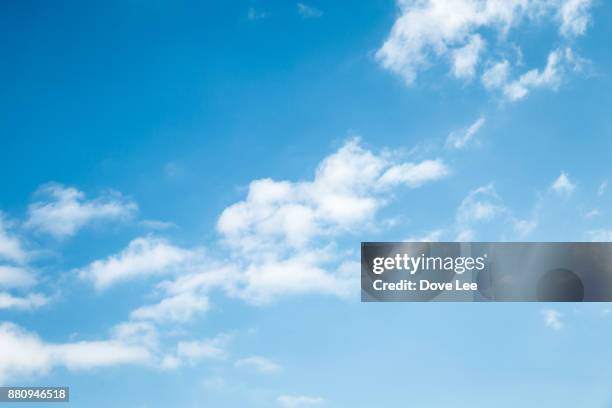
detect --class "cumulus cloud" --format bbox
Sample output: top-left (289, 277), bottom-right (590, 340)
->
top-left (278, 395), bottom-right (325, 408)
top-left (376, 0), bottom-right (592, 99)
top-left (541, 309), bottom-right (563, 330)
top-left (235, 355), bottom-right (281, 374)
top-left (216, 139), bottom-right (448, 303)
top-left (77, 237), bottom-right (201, 290)
top-left (25, 183), bottom-right (137, 239)
top-left (218, 139), bottom-right (448, 252)
top-left (446, 116), bottom-right (486, 149)
top-left (0, 322), bottom-right (152, 384)
top-left (550, 171), bottom-right (576, 196)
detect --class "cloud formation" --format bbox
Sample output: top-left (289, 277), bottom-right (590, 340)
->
top-left (77, 237), bottom-right (200, 290)
top-left (446, 116), bottom-right (486, 149)
top-left (550, 172), bottom-right (576, 196)
top-left (377, 0), bottom-right (592, 99)
top-left (541, 309), bottom-right (563, 330)
top-left (217, 139), bottom-right (449, 303)
top-left (0, 214), bottom-right (27, 264)
top-left (235, 355), bottom-right (282, 374)
top-left (0, 322), bottom-right (151, 384)
top-left (26, 183), bottom-right (137, 239)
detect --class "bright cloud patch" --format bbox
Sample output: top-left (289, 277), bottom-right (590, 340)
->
top-left (541, 309), bottom-right (563, 330)
top-left (550, 171), bottom-right (576, 196)
top-left (77, 237), bottom-right (200, 290)
top-left (26, 183), bottom-right (137, 239)
top-left (0, 322), bottom-right (152, 384)
top-left (216, 139), bottom-right (449, 303)
top-left (377, 0), bottom-right (592, 100)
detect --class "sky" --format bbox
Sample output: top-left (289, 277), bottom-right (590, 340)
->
top-left (1, 0), bottom-right (612, 407)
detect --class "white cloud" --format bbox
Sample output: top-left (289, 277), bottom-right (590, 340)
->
top-left (0, 266), bottom-right (36, 289)
top-left (25, 183), bottom-right (137, 239)
top-left (77, 237), bottom-right (200, 290)
top-left (550, 171), bottom-right (576, 196)
top-left (297, 3), bottom-right (323, 18)
top-left (177, 336), bottom-right (229, 361)
top-left (235, 355), bottom-right (281, 374)
top-left (0, 322), bottom-right (152, 383)
top-left (278, 395), bottom-right (325, 408)
top-left (161, 334), bottom-right (231, 370)
top-left (130, 292), bottom-right (210, 323)
top-left (513, 218), bottom-right (537, 237)
top-left (451, 34), bottom-right (485, 79)
top-left (559, 0), bottom-right (592, 37)
top-left (218, 139), bottom-right (448, 251)
top-left (482, 60), bottom-right (511, 90)
top-left (0, 214), bottom-right (27, 264)
top-left (502, 48), bottom-right (565, 101)
top-left (457, 184), bottom-right (505, 224)
top-left (541, 309), bottom-right (563, 330)
top-left (379, 159), bottom-right (449, 187)
top-left (215, 139), bottom-right (448, 303)
top-left (446, 116), bottom-right (486, 149)
top-left (0, 293), bottom-right (49, 310)
top-left (376, 0), bottom-right (592, 98)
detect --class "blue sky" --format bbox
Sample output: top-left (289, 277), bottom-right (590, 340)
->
top-left (1, 0), bottom-right (612, 407)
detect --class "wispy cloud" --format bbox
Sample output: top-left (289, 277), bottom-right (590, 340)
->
top-left (446, 116), bottom-right (486, 149)
top-left (235, 355), bottom-right (281, 374)
top-left (0, 293), bottom-right (49, 310)
top-left (77, 237), bottom-right (200, 290)
top-left (550, 172), bottom-right (576, 196)
top-left (376, 0), bottom-right (592, 100)
top-left (25, 183), bottom-right (137, 239)
top-left (541, 309), bottom-right (563, 330)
